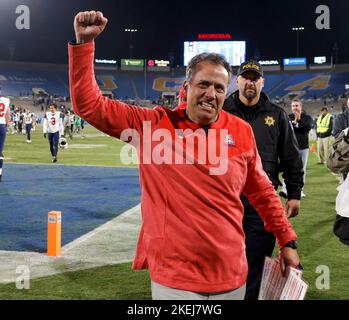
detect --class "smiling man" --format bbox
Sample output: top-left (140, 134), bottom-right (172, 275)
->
top-left (223, 60), bottom-right (304, 300)
top-left (184, 60), bottom-right (227, 125)
top-left (69, 11), bottom-right (300, 300)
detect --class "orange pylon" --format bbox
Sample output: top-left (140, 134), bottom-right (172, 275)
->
top-left (47, 211), bottom-right (62, 256)
top-left (310, 143), bottom-right (316, 154)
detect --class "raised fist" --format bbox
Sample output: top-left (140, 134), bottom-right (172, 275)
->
top-left (74, 11), bottom-right (108, 44)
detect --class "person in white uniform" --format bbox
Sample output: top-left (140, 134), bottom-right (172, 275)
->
top-left (43, 104), bottom-right (64, 162)
top-left (0, 96), bottom-right (10, 181)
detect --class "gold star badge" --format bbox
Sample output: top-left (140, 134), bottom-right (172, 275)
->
top-left (264, 116), bottom-right (275, 127)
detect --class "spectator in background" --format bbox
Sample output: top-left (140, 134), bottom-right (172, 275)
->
top-left (8, 110), bottom-right (15, 135)
top-left (279, 99), bottom-right (313, 198)
top-left (80, 118), bottom-right (85, 138)
top-left (69, 112), bottom-right (75, 133)
top-left (332, 98), bottom-right (349, 183)
top-left (73, 114), bottom-right (83, 138)
top-left (316, 107), bottom-right (333, 164)
top-left (13, 110), bottom-right (19, 133)
top-left (63, 110), bottom-right (73, 139)
top-left (18, 111), bottom-right (24, 134)
top-left (333, 98), bottom-right (349, 138)
top-left (31, 111), bottom-right (37, 132)
top-left (0, 95), bottom-right (10, 182)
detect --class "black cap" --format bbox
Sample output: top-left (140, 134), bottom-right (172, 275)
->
top-left (237, 60), bottom-right (263, 77)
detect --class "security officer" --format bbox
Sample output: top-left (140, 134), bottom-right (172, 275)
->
top-left (223, 60), bottom-right (303, 300)
top-left (316, 107), bottom-right (333, 164)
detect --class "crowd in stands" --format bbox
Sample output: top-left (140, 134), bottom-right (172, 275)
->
top-left (6, 85), bottom-right (349, 138)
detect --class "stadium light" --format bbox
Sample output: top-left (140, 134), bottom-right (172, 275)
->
top-left (124, 28), bottom-right (138, 58)
top-left (291, 27), bottom-right (305, 57)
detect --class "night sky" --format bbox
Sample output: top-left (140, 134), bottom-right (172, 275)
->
top-left (0, 0), bottom-right (347, 65)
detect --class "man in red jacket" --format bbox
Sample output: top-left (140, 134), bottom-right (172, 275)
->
top-left (69, 10), bottom-right (301, 300)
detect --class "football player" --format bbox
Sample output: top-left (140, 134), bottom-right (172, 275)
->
top-left (24, 109), bottom-right (33, 143)
top-left (0, 96), bottom-right (10, 181)
top-left (43, 104), bottom-right (64, 162)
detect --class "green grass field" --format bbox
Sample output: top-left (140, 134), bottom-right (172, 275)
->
top-left (3, 124), bottom-right (136, 167)
top-left (0, 125), bottom-right (348, 299)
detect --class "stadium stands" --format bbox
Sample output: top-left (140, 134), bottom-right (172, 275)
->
top-left (1, 60), bottom-right (348, 116)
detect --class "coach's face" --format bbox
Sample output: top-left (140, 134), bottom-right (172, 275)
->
top-left (185, 61), bottom-right (229, 126)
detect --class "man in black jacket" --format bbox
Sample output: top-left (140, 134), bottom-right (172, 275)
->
top-left (223, 60), bottom-right (303, 300)
top-left (333, 98), bottom-right (349, 138)
top-left (280, 99), bottom-right (313, 198)
top-left (332, 98), bottom-right (349, 182)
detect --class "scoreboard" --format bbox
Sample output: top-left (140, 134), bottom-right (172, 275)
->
top-left (184, 41), bottom-right (246, 66)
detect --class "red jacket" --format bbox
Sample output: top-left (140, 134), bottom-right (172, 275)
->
top-left (68, 41), bottom-right (297, 293)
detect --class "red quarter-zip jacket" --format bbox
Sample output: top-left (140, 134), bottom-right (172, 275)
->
top-left (68, 41), bottom-right (297, 293)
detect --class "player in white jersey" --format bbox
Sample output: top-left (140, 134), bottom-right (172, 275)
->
top-left (24, 109), bottom-right (33, 143)
top-left (43, 104), bottom-right (64, 162)
top-left (0, 96), bottom-right (10, 181)
top-left (31, 112), bottom-right (37, 131)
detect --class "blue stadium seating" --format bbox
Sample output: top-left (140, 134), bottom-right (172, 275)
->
top-left (0, 61), bottom-right (347, 101)
top-left (0, 66), bottom-right (69, 97)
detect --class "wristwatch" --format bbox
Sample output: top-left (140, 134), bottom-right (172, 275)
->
top-left (283, 240), bottom-right (298, 249)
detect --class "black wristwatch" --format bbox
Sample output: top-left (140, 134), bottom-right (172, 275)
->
top-left (283, 240), bottom-right (298, 249)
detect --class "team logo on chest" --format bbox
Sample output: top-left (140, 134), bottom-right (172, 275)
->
top-left (264, 116), bottom-right (275, 127)
top-left (224, 134), bottom-right (235, 146)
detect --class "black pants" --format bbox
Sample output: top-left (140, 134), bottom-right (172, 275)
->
top-left (242, 195), bottom-right (276, 301)
top-left (48, 132), bottom-right (59, 157)
top-left (26, 124), bottom-right (32, 140)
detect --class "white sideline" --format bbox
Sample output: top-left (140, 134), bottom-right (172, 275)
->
top-left (62, 204), bottom-right (141, 253)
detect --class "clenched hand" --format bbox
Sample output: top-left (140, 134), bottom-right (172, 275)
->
top-left (74, 11), bottom-right (108, 44)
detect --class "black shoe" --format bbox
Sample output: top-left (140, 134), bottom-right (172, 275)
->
top-left (52, 157), bottom-right (57, 163)
top-left (279, 190), bottom-right (288, 199)
top-left (0, 174), bottom-right (2, 182)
